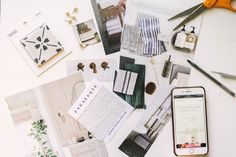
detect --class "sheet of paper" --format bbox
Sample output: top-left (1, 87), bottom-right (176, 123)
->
top-left (132, 0), bottom-right (203, 11)
top-left (68, 79), bottom-right (134, 143)
top-left (194, 10), bottom-right (236, 75)
top-left (67, 59), bottom-right (117, 82)
top-left (63, 139), bottom-right (109, 157)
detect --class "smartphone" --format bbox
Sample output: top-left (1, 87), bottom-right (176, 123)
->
top-left (171, 87), bottom-right (208, 156)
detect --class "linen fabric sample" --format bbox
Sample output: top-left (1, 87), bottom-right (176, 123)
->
top-left (137, 16), bottom-right (166, 56)
top-left (20, 23), bottom-right (64, 67)
top-left (121, 24), bottom-right (141, 52)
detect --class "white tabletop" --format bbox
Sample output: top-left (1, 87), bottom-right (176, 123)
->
top-left (1, 0), bottom-right (236, 157)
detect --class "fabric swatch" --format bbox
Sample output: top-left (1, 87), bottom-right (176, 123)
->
top-left (121, 24), bottom-right (141, 52)
top-left (138, 16), bottom-right (166, 56)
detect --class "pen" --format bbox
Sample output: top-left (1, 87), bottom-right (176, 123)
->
top-left (212, 71), bottom-right (236, 80)
top-left (187, 60), bottom-right (235, 97)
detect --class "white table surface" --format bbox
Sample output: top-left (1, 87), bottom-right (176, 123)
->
top-left (1, 0), bottom-right (236, 157)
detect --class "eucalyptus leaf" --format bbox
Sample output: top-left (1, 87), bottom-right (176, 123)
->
top-left (28, 119), bottom-right (57, 157)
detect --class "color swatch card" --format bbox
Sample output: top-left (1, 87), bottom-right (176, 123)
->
top-left (113, 70), bottom-right (138, 95)
top-left (68, 79), bottom-right (134, 143)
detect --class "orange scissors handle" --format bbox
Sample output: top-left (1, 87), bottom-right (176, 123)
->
top-left (204, 0), bottom-right (236, 11)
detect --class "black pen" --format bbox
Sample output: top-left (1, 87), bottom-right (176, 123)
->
top-left (187, 60), bottom-right (235, 97)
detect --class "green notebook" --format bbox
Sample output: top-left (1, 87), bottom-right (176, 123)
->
top-left (115, 64), bottom-right (146, 109)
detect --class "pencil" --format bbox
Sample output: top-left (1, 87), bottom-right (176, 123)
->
top-left (187, 60), bottom-right (235, 97)
top-left (212, 71), bottom-right (236, 80)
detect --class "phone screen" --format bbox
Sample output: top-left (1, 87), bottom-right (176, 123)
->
top-left (173, 94), bottom-right (207, 149)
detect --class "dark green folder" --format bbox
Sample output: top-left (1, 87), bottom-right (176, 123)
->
top-left (115, 64), bottom-right (146, 109)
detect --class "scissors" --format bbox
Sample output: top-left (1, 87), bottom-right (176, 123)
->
top-left (169, 0), bottom-right (236, 31)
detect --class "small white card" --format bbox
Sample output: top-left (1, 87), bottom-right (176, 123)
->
top-left (68, 79), bottom-right (134, 143)
top-left (176, 72), bottom-right (190, 87)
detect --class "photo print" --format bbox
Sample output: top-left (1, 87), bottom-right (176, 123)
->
top-left (5, 89), bottom-right (59, 157)
top-left (39, 73), bottom-right (91, 147)
top-left (67, 59), bottom-right (117, 82)
top-left (119, 85), bottom-right (173, 157)
top-left (5, 73), bottom-right (103, 157)
top-left (90, 0), bottom-right (126, 55)
top-left (73, 19), bottom-right (101, 48)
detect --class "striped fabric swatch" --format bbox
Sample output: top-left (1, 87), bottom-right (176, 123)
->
top-left (113, 70), bottom-right (138, 95)
top-left (138, 16), bottom-right (166, 56)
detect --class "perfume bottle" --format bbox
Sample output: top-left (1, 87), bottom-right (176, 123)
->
top-left (174, 25), bottom-right (187, 48)
top-left (185, 26), bottom-right (197, 50)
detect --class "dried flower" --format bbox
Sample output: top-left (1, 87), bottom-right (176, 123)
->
top-left (65, 12), bottom-right (71, 17)
top-left (73, 7), bottom-right (79, 13)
